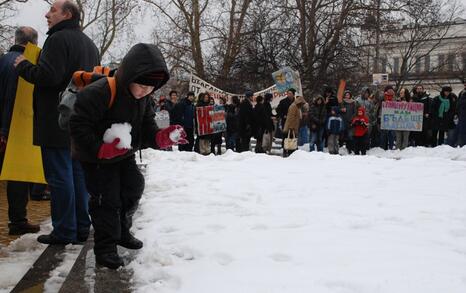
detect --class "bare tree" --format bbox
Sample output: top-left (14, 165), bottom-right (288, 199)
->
top-left (0, 0), bottom-right (28, 53)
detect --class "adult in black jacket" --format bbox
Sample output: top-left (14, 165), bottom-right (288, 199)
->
top-left (172, 92), bottom-right (195, 151)
top-left (431, 86), bottom-right (456, 146)
top-left (238, 91), bottom-right (255, 152)
top-left (308, 96), bottom-right (327, 151)
top-left (457, 88), bottom-right (466, 147)
top-left (70, 43), bottom-right (186, 269)
top-left (14, 0), bottom-right (99, 245)
top-left (0, 27), bottom-right (41, 235)
top-left (411, 85), bottom-right (432, 146)
top-left (225, 96), bottom-right (240, 151)
top-left (253, 96), bottom-right (266, 153)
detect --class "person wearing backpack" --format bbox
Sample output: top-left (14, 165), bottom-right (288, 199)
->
top-left (69, 43), bottom-right (188, 270)
top-left (14, 0), bottom-right (99, 245)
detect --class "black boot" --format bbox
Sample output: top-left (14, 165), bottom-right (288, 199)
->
top-left (95, 252), bottom-right (124, 269)
top-left (9, 221), bottom-right (40, 235)
top-left (118, 234), bottom-right (143, 250)
top-left (37, 233), bottom-right (71, 245)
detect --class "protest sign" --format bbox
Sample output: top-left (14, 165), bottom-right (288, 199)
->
top-left (0, 43), bottom-right (46, 183)
top-left (380, 101), bottom-right (424, 132)
top-left (196, 105), bottom-right (226, 136)
top-left (336, 79), bottom-right (346, 104)
top-left (271, 67), bottom-right (303, 96)
top-left (155, 110), bottom-right (170, 129)
top-left (373, 73), bottom-right (389, 86)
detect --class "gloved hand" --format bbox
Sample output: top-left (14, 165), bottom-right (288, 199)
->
top-left (97, 138), bottom-right (129, 159)
top-left (156, 125), bottom-right (189, 149)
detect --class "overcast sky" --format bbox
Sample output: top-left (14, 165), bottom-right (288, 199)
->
top-left (6, 0), bottom-right (466, 49)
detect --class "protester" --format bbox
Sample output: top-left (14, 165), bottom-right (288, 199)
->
top-left (298, 102), bottom-right (310, 146)
top-left (340, 91), bottom-right (358, 153)
top-left (195, 93), bottom-right (212, 155)
top-left (378, 86), bottom-right (395, 150)
top-left (326, 107), bottom-right (344, 155)
top-left (431, 86), bottom-right (456, 146)
top-left (238, 91), bottom-right (255, 152)
top-left (367, 92), bottom-right (380, 148)
top-left (167, 90), bottom-right (178, 124)
top-left (283, 96), bottom-right (306, 157)
top-left (262, 93), bottom-right (275, 153)
top-left (308, 96), bottom-right (327, 152)
top-left (0, 26), bottom-right (41, 235)
top-left (395, 88), bottom-right (412, 150)
top-left (225, 96), bottom-right (240, 151)
top-left (14, 0), bottom-right (99, 245)
top-left (253, 95), bottom-right (266, 153)
top-left (276, 88), bottom-right (295, 137)
top-left (411, 85), bottom-right (432, 147)
top-left (172, 91), bottom-right (195, 151)
top-left (69, 43), bottom-right (187, 269)
top-left (457, 84), bottom-right (466, 147)
top-left (210, 96), bottom-right (224, 155)
top-left (351, 107), bottom-right (369, 155)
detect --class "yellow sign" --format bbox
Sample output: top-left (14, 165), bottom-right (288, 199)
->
top-left (0, 43), bottom-right (46, 183)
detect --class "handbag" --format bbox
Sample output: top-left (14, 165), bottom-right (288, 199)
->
top-left (284, 130), bottom-right (297, 150)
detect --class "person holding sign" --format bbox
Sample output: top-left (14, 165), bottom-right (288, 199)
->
top-left (394, 88), bottom-right (412, 150)
top-left (0, 27), bottom-right (41, 235)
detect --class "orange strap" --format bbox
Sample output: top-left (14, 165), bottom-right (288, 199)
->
top-left (93, 66), bottom-right (111, 76)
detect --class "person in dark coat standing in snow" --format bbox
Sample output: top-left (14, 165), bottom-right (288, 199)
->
top-left (69, 43), bottom-right (188, 270)
top-left (14, 0), bottom-right (99, 245)
top-left (238, 91), bottom-right (255, 152)
top-left (0, 26), bottom-right (41, 236)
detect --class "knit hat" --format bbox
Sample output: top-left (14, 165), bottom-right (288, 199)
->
top-left (134, 72), bottom-right (168, 87)
top-left (245, 90), bottom-right (254, 98)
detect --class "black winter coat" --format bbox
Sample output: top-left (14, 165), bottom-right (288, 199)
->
top-left (263, 102), bottom-right (274, 132)
top-left (238, 98), bottom-right (254, 137)
top-left (225, 104), bottom-right (239, 135)
top-left (309, 102), bottom-right (327, 130)
top-left (16, 19), bottom-right (100, 148)
top-left (431, 94), bottom-right (457, 131)
top-left (276, 97), bottom-right (293, 128)
top-left (412, 93), bottom-right (432, 130)
top-left (69, 43), bottom-right (169, 163)
top-left (0, 45), bottom-right (24, 137)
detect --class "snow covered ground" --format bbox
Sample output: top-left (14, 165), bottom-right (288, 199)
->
top-left (129, 147), bottom-right (466, 293)
top-left (1, 146), bottom-right (466, 292)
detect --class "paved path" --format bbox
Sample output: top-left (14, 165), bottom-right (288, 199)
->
top-left (0, 181), bottom-right (50, 247)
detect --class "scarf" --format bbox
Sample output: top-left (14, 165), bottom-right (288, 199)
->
top-left (438, 95), bottom-right (450, 118)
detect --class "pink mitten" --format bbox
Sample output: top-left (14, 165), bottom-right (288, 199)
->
top-left (155, 125), bottom-right (189, 149)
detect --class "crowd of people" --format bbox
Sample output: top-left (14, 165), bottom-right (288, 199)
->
top-left (1, 0), bottom-right (466, 272)
top-left (153, 83), bottom-right (466, 157)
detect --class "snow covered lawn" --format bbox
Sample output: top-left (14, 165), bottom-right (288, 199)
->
top-left (130, 147), bottom-right (466, 293)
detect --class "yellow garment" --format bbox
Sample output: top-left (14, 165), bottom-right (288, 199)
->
top-left (0, 43), bottom-right (46, 183)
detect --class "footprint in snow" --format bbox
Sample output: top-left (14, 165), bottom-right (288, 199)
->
top-left (269, 253), bottom-right (292, 262)
top-left (212, 253), bottom-right (234, 266)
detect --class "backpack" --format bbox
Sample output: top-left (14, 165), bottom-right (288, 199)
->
top-left (58, 66), bottom-right (116, 130)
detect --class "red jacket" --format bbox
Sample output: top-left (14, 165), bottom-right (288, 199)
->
top-left (351, 107), bottom-right (369, 137)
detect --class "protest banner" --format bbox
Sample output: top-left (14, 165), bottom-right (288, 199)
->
top-left (380, 101), bottom-right (424, 132)
top-left (189, 74), bottom-right (287, 108)
top-left (0, 43), bottom-right (46, 183)
top-left (196, 105), bottom-right (226, 136)
top-left (271, 67), bottom-right (303, 96)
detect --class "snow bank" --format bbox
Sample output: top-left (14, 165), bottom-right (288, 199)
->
top-left (130, 148), bottom-right (466, 293)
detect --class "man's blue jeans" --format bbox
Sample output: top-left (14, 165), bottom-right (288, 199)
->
top-left (310, 128), bottom-right (324, 152)
top-left (41, 147), bottom-right (90, 241)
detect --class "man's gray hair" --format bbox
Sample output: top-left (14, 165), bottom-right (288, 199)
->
top-left (62, 0), bottom-right (81, 22)
top-left (15, 26), bottom-right (38, 46)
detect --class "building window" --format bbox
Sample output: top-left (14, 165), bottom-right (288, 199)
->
top-left (425, 55), bottom-right (430, 72)
top-left (381, 58), bottom-right (387, 73)
top-left (415, 56), bottom-right (422, 74)
top-left (393, 57), bottom-right (400, 74)
top-left (448, 54), bottom-right (455, 72)
top-left (438, 54), bottom-right (445, 71)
